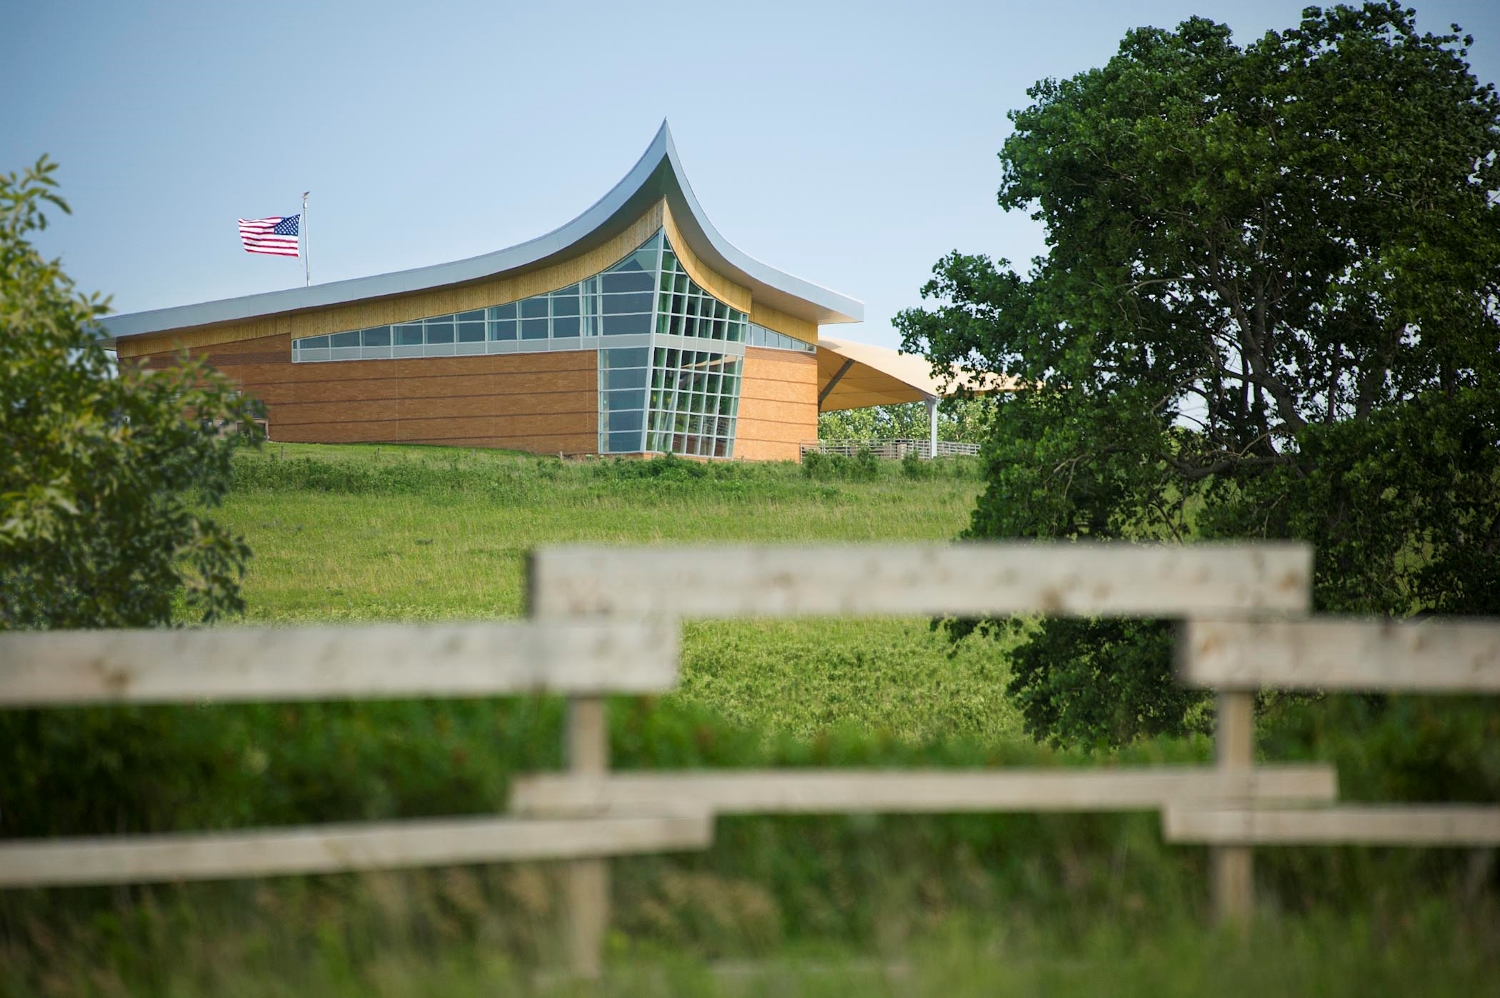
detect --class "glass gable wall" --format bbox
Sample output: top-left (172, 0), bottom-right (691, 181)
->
top-left (289, 229), bottom-right (814, 458)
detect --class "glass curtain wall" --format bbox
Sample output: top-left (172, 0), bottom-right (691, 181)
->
top-left (289, 229), bottom-right (817, 459)
top-left (596, 230), bottom-right (747, 457)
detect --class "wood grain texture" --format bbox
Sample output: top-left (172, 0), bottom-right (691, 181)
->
top-left (0, 622), bottom-right (678, 705)
top-left (735, 415), bottom-right (818, 444)
top-left (1165, 806), bottom-right (1500, 846)
top-left (736, 399), bottom-right (818, 426)
top-left (732, 438), bottom-right (804, 462)
top-left (1180, 618), bottom-right (1500, 692)
top-left (527, 542), bottom-right (1314, 620)
top-left (748, 301), bottom-right (817, 345)
top-left (1213, 690), bottom-right (1256, 923)
top-left (132, 333), bottom-right (599, 454)
top-left (510, 766), bottom-right (1338, 816)
top-left (565, 697), bottom-right (610, 978)
top-left (661, 202), bottom-right (751, 313)
top-left (0, 815), bottom-right (713, 888)
top-left (737, 347), bottom-right (817, 460)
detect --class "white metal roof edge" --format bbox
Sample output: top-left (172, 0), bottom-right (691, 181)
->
top-left (99, 121), bottom-right (863, 343)
top-left (817, 336), bottom-right (1018, 402)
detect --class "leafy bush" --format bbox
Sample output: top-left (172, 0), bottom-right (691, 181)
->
top-left (802, 448), bottom-right (879, 482)
top-left (0, 158), bottom-right (259, 628)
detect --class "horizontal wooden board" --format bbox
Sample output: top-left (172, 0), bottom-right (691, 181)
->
top-left (743, 351), bottom-right (817, 382)
top-left (737, 398), bottom-right (817, 421)
top-left (0, 814), bottom-right (712, 887)
top-left (211, 353), bottom-right (596, 391)
top-left (1179, 618), bottom-right (1500, 692)
top-left (0, 621), bottom-right (677, 705)
top-left (733, 439), bottom-right (803, 462)
top-left (735, 418), bottom-right (818, 445)
top-left (410, 434), bottom-right (597, 454)
top-left (271, 416), bottom-right (595, 446)
top-left (269, 427), bottom-right (597, 451)
top-left (740, 379), bottom-right (819, 406)
top-left (252, 371), bottom-right (595, 407)
top-left (747, 303), bottom-right (817, 344)
top-left (1163, 806), bottom-right (1500, 846)
top-left (270, 398), bottom-right (595, 428)
top-left (510, 766), bottom-right (1338, 815)
top-left (527, 542), bottom-right (1313, 620)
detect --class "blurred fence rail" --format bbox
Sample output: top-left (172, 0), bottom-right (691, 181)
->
top-left (3, 541), bottom-right (1498, 978)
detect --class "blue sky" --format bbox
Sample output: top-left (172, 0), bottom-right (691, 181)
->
top-left (6, 0), bottom-right (1498, 349)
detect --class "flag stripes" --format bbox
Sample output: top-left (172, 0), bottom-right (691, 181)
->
top-left (238, 215), bottom-right (300, 257)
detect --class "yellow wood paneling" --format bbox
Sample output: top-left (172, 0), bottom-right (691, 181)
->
top-left (117, 199), bottom-right (840, 462)
top-left (271, 394), bottom-right (595, 427)
top-left (135, 328), bottom-right (599, 455)
top-left (748, 301), bottom-right (817, 345)
top-left (660, 203), bottom-right (752, 313)
top-left (117, 203), bottom-right (667, 357)
top-left (737, 402), bottom-right (816, 427)
top-left (735, 417), bottom-right (816, 444)
top-left (737, 347), bottom-right (816, 460)
top-left (734, 438), bottom-right (803, 462)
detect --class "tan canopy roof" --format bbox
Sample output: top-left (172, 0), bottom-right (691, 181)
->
top-left (816, 336), bottom-right (1014, 412)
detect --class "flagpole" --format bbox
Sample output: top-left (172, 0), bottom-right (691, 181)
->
top-left (301, 191), bottom-right (310, 286)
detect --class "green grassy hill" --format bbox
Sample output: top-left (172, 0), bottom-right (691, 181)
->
top-left (217, 443), bottom-right (1019, 743)
top-left (7, 443), bottom-right (1494, 996)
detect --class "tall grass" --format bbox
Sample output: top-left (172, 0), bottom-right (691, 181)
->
top-left (4, 443), bottom-right (1497, 995)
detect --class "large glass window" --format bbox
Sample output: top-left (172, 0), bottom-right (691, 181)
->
top-left (288, 228), bottom-right (814, 459)
top-left (641, 347), bottom-right (740, 458)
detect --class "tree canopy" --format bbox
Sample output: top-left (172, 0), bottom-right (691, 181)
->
top-left (0, 157), bottom-right (259, 629)
top-left (896, 3), bottom-right (1500, 745)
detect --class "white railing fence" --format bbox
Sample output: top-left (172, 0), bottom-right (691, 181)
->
top-left (801, 439), bottom-right (981, 460)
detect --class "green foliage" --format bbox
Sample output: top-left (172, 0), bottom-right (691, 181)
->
top-left (817, 396), bottom-right (992, 442)
top-left (0, 157), bottom-right (260, 628)
top-left (801, 447), bottom-right (880, 481)
top-left (897, 3), bottom-right (1500, 746)
top-left (4, 443), bottom-right (1497, 989)
top-left (6, 899), bottom-right (1498, 995)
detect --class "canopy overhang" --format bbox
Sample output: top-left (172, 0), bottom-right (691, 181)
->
top-left (816, 337), bottom-right (1012, 412)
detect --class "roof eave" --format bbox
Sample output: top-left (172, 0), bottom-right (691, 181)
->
top-left (100, 122), bottom-right (862, 343)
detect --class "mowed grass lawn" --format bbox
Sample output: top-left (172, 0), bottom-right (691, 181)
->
top-left (216, 443), bottom-right (1021, 742)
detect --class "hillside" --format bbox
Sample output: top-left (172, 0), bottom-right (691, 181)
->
top-left (217, 443), bottom-right (1019, 742)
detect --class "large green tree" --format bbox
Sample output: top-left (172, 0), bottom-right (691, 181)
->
top-left (1, 157), bottom-right (259, 629)
top-left (897, 3), bottom-right (1500, 745)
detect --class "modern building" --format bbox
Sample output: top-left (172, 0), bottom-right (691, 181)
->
top-left (102, 123), bottom-right (983, 461)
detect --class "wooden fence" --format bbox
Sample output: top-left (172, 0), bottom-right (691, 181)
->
top-left (2, 542), bottom-right (1497, 978)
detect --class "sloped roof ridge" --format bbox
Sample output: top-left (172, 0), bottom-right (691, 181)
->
top-left (101, 121), bottom-right (862, 342)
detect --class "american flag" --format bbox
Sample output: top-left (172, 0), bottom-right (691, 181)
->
top-left (238, 214), bottom-right (300, 257)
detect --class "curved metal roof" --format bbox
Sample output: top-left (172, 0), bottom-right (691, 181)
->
top-left (100, 121), bottom-right (863, 343)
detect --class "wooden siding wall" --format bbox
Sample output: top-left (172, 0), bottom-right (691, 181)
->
top-left (141, 334), bottom-right (598, 453)
top-left (121, 197), bottom-right (831, 459)
top-left (735, 347), bottom-right (817, 462)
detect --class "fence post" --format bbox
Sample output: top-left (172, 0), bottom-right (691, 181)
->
top-left (925, 395), bottom-right (938, 460)
top-left (1213, 690), bottom-right (1255, 925)
top-left (566, 696), bottom-right (608, 978)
